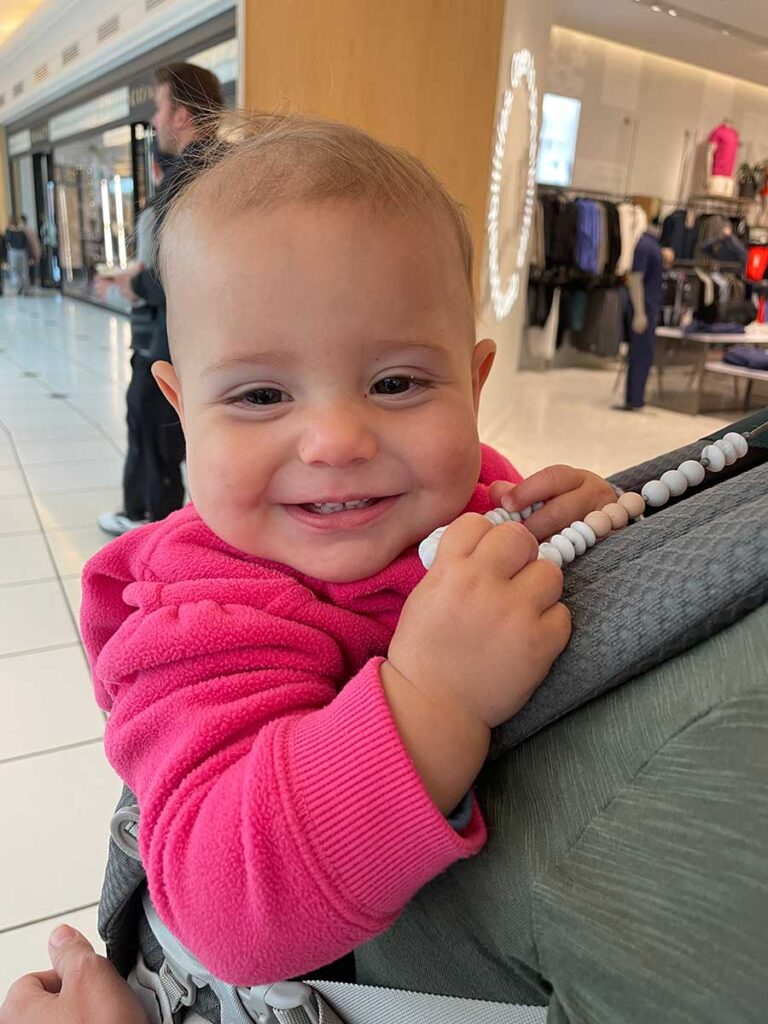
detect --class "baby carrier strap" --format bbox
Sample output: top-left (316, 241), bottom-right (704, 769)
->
top-left (105, 801), bottom-right (546, 1024)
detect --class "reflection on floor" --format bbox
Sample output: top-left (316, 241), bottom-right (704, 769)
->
top-left (0, 293), bottom-right (731, 996)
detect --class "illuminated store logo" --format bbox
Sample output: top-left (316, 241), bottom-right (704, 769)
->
top-left (487, 49), bottom-right (538, 321)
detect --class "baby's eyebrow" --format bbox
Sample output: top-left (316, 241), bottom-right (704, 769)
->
top-left (203, 352), bottom-right (292, 374)
top-left (203, 340), bottom-right (449, 375)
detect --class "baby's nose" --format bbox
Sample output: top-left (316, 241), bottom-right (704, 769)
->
top-left (298, 407), bottom-right (378, 467)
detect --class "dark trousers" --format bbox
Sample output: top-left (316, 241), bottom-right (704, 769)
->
top-left (123, 353), bottom-right (185, 521)
top-left (625, 309), bottom-right (659, 409)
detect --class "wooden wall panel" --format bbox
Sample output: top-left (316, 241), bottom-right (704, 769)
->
top-left (243, 0), bottom-right (504, 286)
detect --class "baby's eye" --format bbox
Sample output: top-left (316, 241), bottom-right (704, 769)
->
top-left (234, 387), bottom-right (290, 406)
top-left (371, 375), bottom-right (430, 397)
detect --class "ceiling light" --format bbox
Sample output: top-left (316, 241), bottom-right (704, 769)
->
top-left (722, 29), bottom-right (730, 35)
top-left (651, 5), bottom-right (661, 11)
top-left (668, 8), bottom-right (678, 15)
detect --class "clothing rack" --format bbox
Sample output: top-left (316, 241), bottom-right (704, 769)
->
top-left (537, 184), bottom-right (634, 204)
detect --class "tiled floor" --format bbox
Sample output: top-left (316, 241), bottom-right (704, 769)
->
top-left (0, 292), bottom-right (732, 998)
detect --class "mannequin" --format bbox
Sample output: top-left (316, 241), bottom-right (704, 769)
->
top-left (615, 225), bottom-right (675, 411)
top-left (707, 118), bottom-right (739, 198)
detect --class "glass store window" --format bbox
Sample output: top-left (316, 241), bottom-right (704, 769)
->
top-left (53, 125), bottom-right (136, 310)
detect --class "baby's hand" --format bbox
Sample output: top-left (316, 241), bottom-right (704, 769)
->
top-left (382, 514), bottom-right (570, 812)
top-left (489, 466), bottom-right (616, 542)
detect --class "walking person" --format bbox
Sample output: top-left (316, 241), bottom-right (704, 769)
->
top-left (96, 62), bottom-right (223, 536)
top-left (5, 219), bottom-right (31, 295)
top-left (20, 214), bottom-right (42, 288)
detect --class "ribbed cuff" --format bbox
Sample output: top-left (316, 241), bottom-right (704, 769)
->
top-left (281, 658), bottom-right (486, 921)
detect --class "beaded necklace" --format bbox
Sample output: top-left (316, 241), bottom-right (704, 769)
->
top-left (419, 426), bottom-right (765, 571)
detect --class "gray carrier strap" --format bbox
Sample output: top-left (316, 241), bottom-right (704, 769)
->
top-left (140, 889), bottom-right (545, 1024)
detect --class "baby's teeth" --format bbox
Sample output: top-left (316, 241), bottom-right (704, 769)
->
top-left (309, 499), bottom-right (372, 514)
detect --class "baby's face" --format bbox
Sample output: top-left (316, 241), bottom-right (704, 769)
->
top-left (158, 201), bottom-right (495, 582)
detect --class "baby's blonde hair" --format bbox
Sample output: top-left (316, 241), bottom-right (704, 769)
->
top-left (158, 111), bottom-right (474, 299)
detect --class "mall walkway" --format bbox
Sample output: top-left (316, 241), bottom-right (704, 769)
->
top-left (0, 292), bottom-right (731, 997)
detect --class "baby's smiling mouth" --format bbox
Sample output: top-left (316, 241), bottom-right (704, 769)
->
top-left (300, 498), bottom-right (380, 515)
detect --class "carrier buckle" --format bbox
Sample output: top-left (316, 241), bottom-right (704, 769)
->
top-left (239, 981), bottom-right (320, 1024)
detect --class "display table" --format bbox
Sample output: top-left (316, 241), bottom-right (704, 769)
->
top-left (647, 326), bottom-right (768, 414)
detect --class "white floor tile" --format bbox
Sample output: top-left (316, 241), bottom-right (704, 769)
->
top-left (61, 576), bottom-right (83, 629)
top-left (0, 581), bottom-right (77, 656)
top-left (24, 459), bottom-right (123, 495)
top-left (46, 527), bottom-right (114, 577)
top-left (0, 646), bottom-right (103, 761)
top-left (0, 743), bottom-right (121, 931)
top-left (0, 495), bottom-right (39, 535)
top-left (15, 437), bottom-right (123, 466)
top-left (34, 487), bottom-right (122, 531)
top-left (0, 904), bottom-right (103, 1003)
top-left (0, 533), bottom-right (55, 586)
top-left (6, 419), bottom-right (104, 443)
top-left (0, 466), bottom-right (27, 497)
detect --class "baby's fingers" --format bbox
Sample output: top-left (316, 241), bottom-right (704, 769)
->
top-left (502, 465), bottom-right (582, 513)
top-left (523, 492), bottom-right (588, 542)
top-left (488, 480), bottom-right (518, 508)
top-left (513, 558), bottom-right (565, 612)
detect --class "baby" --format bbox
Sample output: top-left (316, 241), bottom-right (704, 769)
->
top-left (81, 114), bottom-right (614, 987)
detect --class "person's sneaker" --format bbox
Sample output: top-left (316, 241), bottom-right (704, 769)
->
top-left (97, 511), bottom-right (148, 536)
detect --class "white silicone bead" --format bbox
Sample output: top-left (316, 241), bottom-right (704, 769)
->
top-left (506, 510), bottom-right (523, 523)
top-left (549, 534), bottom-right (576, 563)
top-left (659, 469), bottom-right (688, 497)
top-left (532, 501), bottom-right (544, 512)
top-left (641, 480), bottom-right (671, 508)
top-left (561, 526), bottom-right (587, 556)
top-left (538, 542), bottom-right (563, 568)
top-left (418, 526), bottom-right (447, 570)
top-left (714, 438), bottom-right (737, 466)
top-left (570, 520), bottom-right (597, 547)
top-left (701, 444), bottom-right (726, 473)
top-left (485, 509), bottom-right (507, 525)
top-left (723, 432), bottom-right (748, 458)
top-left (520, 506), bottom-right (534, 520)
top-left (678, 460), bottom-right (706, 487)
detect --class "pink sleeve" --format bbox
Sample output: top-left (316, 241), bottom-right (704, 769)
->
top-left (94, 582), bottom-right (485, 985)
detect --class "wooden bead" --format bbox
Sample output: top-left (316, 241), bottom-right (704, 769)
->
top-left (641, 480), bottom-right (671, 507)
top-left (584, 510), bottom-right (612, 538)
top-left (723, 432), bottom-right (748, 458)
top-left (660, 469), bottom-right (688, 496)
top-left (602, 502), bottom-right (630, 529)
top-left (678, 460), bottom-right (705, 486)
top-left (618, 492), bottom-right (645, 519)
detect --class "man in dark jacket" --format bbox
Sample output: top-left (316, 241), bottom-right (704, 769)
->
top-left (97, 63), bottom-right (223, 536)
top-left (5, 219), bottom-right (31, 295)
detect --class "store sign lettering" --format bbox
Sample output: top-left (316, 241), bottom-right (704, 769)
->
top-left (30, 124), bottom-right (48, 145)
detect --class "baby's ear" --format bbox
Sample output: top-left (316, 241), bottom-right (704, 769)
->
top-left (471, 338), bottom-right (496, 409)
top-left (152, 361), bottom-right (185, 424)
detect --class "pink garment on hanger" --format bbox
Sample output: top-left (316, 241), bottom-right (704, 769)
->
top-left (708, 123), bottom-right (739, 178)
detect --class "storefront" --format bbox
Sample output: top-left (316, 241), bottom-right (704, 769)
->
top-left (5, 15), bottom-right (237, 312)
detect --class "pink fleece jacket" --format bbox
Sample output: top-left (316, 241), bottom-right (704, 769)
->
top-left (81, 444), bottom-right (520, 985)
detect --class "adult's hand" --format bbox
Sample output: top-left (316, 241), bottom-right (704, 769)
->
top-left (0, 925), bottom-right (150, 1024)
